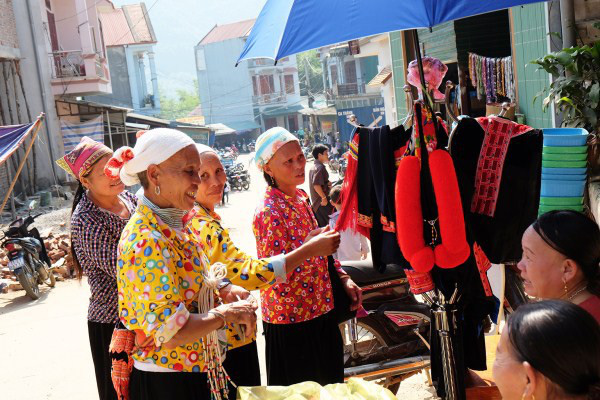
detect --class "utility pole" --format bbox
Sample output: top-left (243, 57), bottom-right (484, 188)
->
top-left (304, 57), bottom-right (318, 133)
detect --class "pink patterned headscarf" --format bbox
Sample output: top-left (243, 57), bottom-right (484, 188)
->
top-left (55, 136), bottom-right (112, 180)
top-left (407, 57), bottom-right (448, 100)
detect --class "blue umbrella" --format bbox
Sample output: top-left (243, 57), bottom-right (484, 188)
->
top-left (238, 0), bottom-right (547, 64)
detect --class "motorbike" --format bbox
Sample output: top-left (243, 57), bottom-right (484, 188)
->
top-left (339, 261), bottom-right (431, 394)
top-left (229, 171), bottom-right (250, 191)
top-left (1, 206), bottom-right (55, 300)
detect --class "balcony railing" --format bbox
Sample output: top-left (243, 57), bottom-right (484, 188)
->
top-left (48, 51), bottom-right (105, 79)
top-left (333, 82), bottom-right (365, 97)
top-left (253, 92), bottom-right (287, 105)
top-left (49, 51), bottom-right (85, 79)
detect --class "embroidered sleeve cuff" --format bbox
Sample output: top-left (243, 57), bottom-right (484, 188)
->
top-left (153, 302), bottom-right (189, 347)
top-left (334, 259), bottom-right (349, 278)
top-left (270, 254), bottom-right (288, 283)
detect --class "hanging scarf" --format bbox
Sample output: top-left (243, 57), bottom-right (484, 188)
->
top-left (335, 130), bottom-right (370, 238)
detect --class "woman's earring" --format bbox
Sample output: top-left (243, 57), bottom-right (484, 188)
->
top-left (521, 395), bottom-right (535, 400)
top-left (563, 278), bottom-right (568, 296)
top-left (155, 185), bottom-right (161, 195)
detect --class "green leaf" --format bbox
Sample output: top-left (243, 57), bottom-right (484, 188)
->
top-left (556, 51), bottom-right (573, 66)
top-left (590, 82), bottom-right (600, 108)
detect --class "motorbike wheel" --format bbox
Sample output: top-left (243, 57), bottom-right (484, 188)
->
top-left (341, 318), bottom-right (402, 394)
top-left (242, 181), bottom-right (250, 190)
top-left (16, 263), bottom-right (40, 300)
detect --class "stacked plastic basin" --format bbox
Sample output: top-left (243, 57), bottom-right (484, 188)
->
top-left (540, 128), bottom-right (589, 215)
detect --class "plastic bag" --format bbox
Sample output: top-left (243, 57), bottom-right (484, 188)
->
top-left (237, 378), bottom-right (397, 400)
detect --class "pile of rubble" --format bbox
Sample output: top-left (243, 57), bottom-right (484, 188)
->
top-left (0, 229), bottom-right (74, 294)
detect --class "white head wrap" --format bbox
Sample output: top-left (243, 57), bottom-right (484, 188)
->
top-left (254, 127), bottom-right (299, 171)
top-left (195, 143), bottom-right (218, 157)
top-left (105, 128), bottom-right (195, 186)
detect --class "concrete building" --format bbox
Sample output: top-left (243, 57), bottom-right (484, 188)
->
top-left (1, 0), bottom-right (64, 194)
top-left (194, 19), bottom-right (304, 141)
top-left (87, 2), bottom-right (161, 116)
top-left (318, 41), bottom-right (385, 143)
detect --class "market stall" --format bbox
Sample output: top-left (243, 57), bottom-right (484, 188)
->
top-left (236, 1), bottom-right (594, 399)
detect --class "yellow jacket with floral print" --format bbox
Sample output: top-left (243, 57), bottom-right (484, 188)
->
top-left (188, 206), bottom-right (284, 349)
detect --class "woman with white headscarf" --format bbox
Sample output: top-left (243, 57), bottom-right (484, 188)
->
top-left (188, 144), bottom-right (341, 396)
top-left (107, 129), bottom-right (257, 400)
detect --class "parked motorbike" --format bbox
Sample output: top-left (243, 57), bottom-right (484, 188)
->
top-left (1, 206), bottom-right (55, 300)
top-left (339, 261), bottom-right (431, 394)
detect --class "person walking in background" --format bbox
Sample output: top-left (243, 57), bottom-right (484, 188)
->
top-left (329, 185), bottom-right (369, 262)
top-left (221, 180), bottom-right (229, 205)
top-left (309, 144), bottom-right (334, 227)
top-left (57, 137), bottom-right (137, 400)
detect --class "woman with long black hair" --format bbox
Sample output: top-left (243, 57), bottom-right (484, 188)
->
top-left (57, 137), bottom-right (137, 400)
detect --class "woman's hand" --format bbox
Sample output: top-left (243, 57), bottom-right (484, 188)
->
top-left (305, 226), bottom-right (341, 257)
top-left (304, 227), bottom-right (325, 243)
top-left (341, 277), bottom-right (362, 311)
top-left (219, 284), bottom-right (252, 304)
top-left (215, 299), bottom-right (258, 337)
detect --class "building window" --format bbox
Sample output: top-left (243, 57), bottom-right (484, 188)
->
top-left (259, 75), bottom-right (275, 94)
top-left (345, 60), bottom-right (357, 83)
top-left (284, 75), bottom-right (295, 94)
top-left (252, 76), bottom-right (259, 96)
top-left (330, 65), bottom-right (338, 86)
top-left (264, 117), bottom-right (277, 130)
top-left (287, 115), bottom-right (298, 132)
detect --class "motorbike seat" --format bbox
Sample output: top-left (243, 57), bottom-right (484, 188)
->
top-left (340, 260), bottom-right (407, 286)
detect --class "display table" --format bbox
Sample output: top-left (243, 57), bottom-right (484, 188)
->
top-left (466, 335), bottom-right (502, 400)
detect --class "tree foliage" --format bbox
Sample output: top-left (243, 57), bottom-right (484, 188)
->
top-left (158, 80), bottom-right (200, 120)
top-left (532, 40), bottom-right (600, 133)
top-left (297, 50), bottom-right (324, 98)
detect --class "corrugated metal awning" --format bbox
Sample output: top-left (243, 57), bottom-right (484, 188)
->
top-left (367, 66), bottom-right (392, 87)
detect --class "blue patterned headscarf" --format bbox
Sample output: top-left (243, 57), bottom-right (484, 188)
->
top-left (254, 127), bottom-right (299, 171)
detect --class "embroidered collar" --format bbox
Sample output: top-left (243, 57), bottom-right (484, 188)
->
top-left (267, 186), bottom-right (306, 206)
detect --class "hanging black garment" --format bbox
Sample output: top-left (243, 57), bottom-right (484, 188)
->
top-left (356, 125), bottom-right (410, 272)
top-left (449, 117), bottom-right (543, 264)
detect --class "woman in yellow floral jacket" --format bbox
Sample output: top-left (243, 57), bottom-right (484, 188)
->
top-left (188, 144), bottom-right (341, 396)
top-left (111, 129), bottom-right (258, 400)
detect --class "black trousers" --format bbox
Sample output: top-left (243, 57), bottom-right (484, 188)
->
top-left (88, 321), bottom-right (118, 400)
top-left (314, 203), bottom-right (334, 227)
top-left (224, 341), bottom-right (261, 397)
top-left (263, 312), bottom-right (344, 386)
top-left (130, 368), bottom-right (211, 400)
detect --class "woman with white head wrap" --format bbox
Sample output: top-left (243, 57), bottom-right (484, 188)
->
top-left (252, 127), bottom-right (362, 386)
top-left (188, 142), bottom-right (343, 397)
top-left (106, 129), bottom-right (256, 400)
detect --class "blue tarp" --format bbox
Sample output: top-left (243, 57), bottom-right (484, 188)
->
top-left (238, 0), bottom-right (548, 63)
top-left (0, 123), bottom-right (35, 166)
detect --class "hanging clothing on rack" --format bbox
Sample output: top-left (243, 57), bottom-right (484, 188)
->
top-left (468, 52), bottom-right (515, 103)
top-left (450, 116), bottom-right (543, 264)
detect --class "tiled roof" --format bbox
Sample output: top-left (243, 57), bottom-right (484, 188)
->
top-left (368, 66), bottom-right (392, 86)
top-left (198, 19), bottom-right (255, 46)
top-left (100, 3), bottom-right (156, 46)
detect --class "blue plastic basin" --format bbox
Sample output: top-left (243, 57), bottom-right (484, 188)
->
top-left (543, 128), bottom-right (589, 146)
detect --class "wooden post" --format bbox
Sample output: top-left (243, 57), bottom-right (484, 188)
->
top-left (106, 110), bottom-right (114, 149)
top-left (0, 62), bottom-right (6, 125)
top-left (11, 61), bottom-right (34, 194)
top-left (1, 61), bottom-right (15, 124)
top-left (4, 163), bottom-right (16, 220)
top-left (0, 115), bottom-right (44, 216)
top-left (123, 110), bottom-right (129, 146)
top-left (15, 60), bottom-right (36, 193)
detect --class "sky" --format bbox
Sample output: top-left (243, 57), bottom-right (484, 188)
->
top-left (112, 0), bottom-right (267, 97)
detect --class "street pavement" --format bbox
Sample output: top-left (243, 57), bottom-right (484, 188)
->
top-left (0, 152), bottom-right (434, 399)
